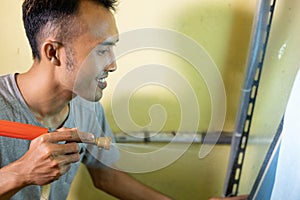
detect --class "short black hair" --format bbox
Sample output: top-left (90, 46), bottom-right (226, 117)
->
top-left (22, 0), bottom-right (118, 60)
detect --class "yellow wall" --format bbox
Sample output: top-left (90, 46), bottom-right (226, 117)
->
top-left (1, 0), bottom-right (300, 199)
top-left (0, 0), bottom-right (32, 74)
top-left (104, 0), bottom-right (257, 133)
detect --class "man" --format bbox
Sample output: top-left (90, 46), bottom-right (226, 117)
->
top-left (0, 0), bottom-right (171, 199)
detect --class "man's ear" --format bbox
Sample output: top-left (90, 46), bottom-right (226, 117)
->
top-left (43, 41), bottom-right (61, 66)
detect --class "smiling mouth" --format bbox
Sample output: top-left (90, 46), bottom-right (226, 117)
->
top-left (95, 75), bottom-right (108, 89)
top-left (96, 77), bottom-right (106, 83)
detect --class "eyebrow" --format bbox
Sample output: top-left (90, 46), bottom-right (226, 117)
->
top-left (101, 37), bottom-right (119, 46)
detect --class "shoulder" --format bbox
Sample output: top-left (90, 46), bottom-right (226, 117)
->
top-left (0, 74), bottom-right (16, 107)
top-left (0, 73), bottom-right (13, 92)
top-left (0, 73), bottom-right (25, 120)
top-left (0, 74), bottom-right (17, 95)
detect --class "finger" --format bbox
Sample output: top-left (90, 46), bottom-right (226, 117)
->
top-left (42, 129), bottom-right (76, 143)
top-left (46, 128), bottom-right (94, 143)
top-left (62, 129), bottom-right (95, 143)
top-left (50, 143), bottom-right (80, 156)
top-left (54, 153), bottom-right (80, 166)
top-left (76, 130), bottom-right (95, 143)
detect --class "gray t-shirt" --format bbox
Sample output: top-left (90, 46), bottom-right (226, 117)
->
top-left (0, 74), bottom-right (119, 200)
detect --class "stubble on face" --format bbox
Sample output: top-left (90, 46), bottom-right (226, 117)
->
top-left (65, 45), bottom-right (77, 71)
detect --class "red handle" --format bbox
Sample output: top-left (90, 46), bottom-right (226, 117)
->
top-left (0, 120), bottom-right (48, 140)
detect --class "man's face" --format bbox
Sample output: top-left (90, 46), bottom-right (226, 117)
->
top-left (60, 1), bottom-right (119, 102)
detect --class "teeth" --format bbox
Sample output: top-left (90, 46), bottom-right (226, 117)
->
top-left (97, 78), bottom-right (106, 83)
top-left (100, 78), bottom-right (105, 83)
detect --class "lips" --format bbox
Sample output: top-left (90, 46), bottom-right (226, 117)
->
top-left (96, 75), bottom-right (108, 89)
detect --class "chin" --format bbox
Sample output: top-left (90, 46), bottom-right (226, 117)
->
top-left (74, 86), bottom-right (103, 102)
top-left (93, 94), bottom-right (103, 102)
top-left (78, 92), bottom-right (103, 102)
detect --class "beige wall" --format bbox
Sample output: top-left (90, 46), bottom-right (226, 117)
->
top-left (0, 0), bottom-right (32, 74)
top-left (1, 0), bottom-right (300, 199)
top-left (105, 0), bottom-right (258, 133)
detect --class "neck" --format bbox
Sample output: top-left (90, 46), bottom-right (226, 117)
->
top-left (16, 62), bottom-right (73, 129)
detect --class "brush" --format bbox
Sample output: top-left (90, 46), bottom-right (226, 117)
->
top-left (0, 120), bottom-right (111, 150)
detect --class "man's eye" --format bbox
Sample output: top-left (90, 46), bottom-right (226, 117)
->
top-left (97, 49), bottom-right (109, 55)
top-left (97, 48), bottom-right (109, 56)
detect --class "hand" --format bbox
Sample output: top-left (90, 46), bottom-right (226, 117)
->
top-left (15, 127), bottom-right (93, 186)
top-left (209, 195), bottom-right (249, 200)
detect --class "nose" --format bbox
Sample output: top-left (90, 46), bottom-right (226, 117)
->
top-left (106, 60), bottom-right (117, 72)
top-left (105, 51), bottom-right (117, 72)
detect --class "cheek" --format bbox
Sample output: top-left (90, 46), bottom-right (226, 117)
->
top-left (82, 51), bottom-right (107, 73)
top-left (71, 48), bottom-right (108, 86)
top-left (61, 69), bottom-right (77, 90)
top-left (74, 57), bottom-right (98, 86)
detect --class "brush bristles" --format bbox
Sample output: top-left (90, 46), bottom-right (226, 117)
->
top-left (95, 137), bottom-right (112, 150)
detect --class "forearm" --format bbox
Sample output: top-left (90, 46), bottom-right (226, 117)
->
top-left (0, 161), bottom-right (28, 199)
top-left (209, 195), bottom-right (249, 200)
top-left (88, 167), bottom-right (172, 200)
top-left (102, 171), bottom-right (169, 200)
